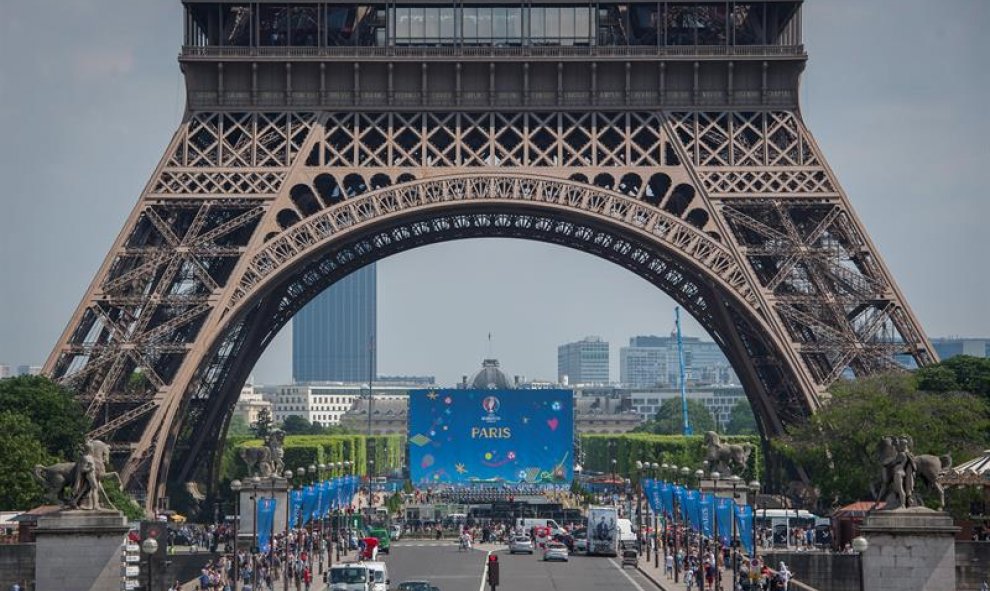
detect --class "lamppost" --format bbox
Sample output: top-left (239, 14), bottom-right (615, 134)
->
top-left (307, 464), bottom-right (317, 570)
top-left (852, 535), bottom-right (868, 591)
top-left (748, 480), bottom-right (760, 558)
top-left (250, 475), bottom-right (261, 590)
top-left (343, 460), bottom-right (353, 554)
top-left (710, 470), bottom-right (721, 591)
top-left (230, 479), bottom-right (242, 590)
top-left (283, 470), bottom-right (294, 591)
top-left (670, 464), bottom-right (681, 583)
top-left (317, 463), bottom-right (327, 575)
top-left (649, 461), bottom-right (660, 569)
top-left (141, 537), bottom-right (159, 591)
top-left (269, 473), bottom-right (278, 572)
top-left (728, 474), bottom-right (742, 591)
top-left (296, 466), bottom-right (306, 569)
top-left (636, 460), bottom-right (650, 556)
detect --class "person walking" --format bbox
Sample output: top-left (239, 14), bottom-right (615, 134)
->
top-left (778, 562), bottom-right (792, 591)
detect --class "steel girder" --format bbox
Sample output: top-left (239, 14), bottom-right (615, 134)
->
top-left (45, 109), bottom-right (934, 511)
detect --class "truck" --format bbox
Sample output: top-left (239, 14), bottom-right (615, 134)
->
top-left (586, 506), bottom-right (618, 557)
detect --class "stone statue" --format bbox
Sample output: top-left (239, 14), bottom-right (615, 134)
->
top-left (33, 439), bottom-right (116, 510)
top-left (239, 428), bottom-right (286, 477)
top-left (876, 435), bottom-right (951, 510)
top-left (704, 431), bottom-right (754, 475)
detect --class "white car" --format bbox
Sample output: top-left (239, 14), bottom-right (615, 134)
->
top-left (509, 536), bottom-right (534, 554)
top-left (543, 542), bottom-right (569, 562)
top-left (573, 533), bottom-right (587, 553)
top-left (390, 524), bottom-right (403, 541)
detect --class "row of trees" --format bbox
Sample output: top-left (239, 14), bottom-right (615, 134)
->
top-left (227, 408), bottom-right (353, 439)
top-left (633, 397), bottom-right (758, 436)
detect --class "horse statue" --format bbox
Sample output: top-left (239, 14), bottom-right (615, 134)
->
top-left (239, 428), bottom-right (286, 477)
top-left (33, 439), bottom-right (117, 510)
top-left (876, 435), bottom-right (951, 510)
top-left (704, 431), bottom-right (754, 475)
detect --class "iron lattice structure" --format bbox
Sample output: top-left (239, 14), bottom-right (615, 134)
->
top-left (46, 2), bottom-right (934, 510)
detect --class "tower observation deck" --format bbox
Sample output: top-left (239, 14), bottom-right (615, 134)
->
top-left (180, 1), bottom-right (805, 110)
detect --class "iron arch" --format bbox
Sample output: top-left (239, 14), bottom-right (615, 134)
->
top-left (154, 174), bottom-right (813, 506)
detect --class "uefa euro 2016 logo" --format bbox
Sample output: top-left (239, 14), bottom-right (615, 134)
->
top-left (481, 396), bottom-right (501, 423)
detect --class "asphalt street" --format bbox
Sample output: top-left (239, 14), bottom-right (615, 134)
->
top-left (386, 541), bottom-right (658, 591)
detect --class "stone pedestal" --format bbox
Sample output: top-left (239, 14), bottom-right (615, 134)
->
top-left (33, 510), bottom-right (129, 591)
top-left (860, 508), bottom-right (959, 591)
top-left (238, 478), bottom-right (291, 544)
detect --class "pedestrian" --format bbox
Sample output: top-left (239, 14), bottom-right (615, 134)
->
top-left (666, 552), bottom-right (675, 579)
top-left (778, 562), bottom-right (791, 591)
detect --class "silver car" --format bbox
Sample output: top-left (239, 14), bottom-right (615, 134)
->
top-left (509, 536), bottom-right (534, 554)
top-left (543, 542), bottom-right (569, 562)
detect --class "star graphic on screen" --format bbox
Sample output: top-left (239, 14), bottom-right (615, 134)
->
top-left (426, 391), bottom-right (439, 400)
top-left (455, 463), bottom-right (468, 474)
top-left (522, 417), bottom-right (529, 424)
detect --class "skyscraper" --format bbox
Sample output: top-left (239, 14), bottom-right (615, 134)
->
top-left (558, 336), bottom-right (609, 385)
top-left (292, 263), bottom-right (377, 383)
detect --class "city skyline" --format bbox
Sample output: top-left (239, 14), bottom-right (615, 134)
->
top-left (1, 1), bottom-right (988, 388)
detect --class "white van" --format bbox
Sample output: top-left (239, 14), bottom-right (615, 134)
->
top-left (515, 518), bottom-right (567, 537)
top-left (616, 518), bottom-right (637, 549)
top-left (328, 563), bottom-right (371, 591)
top-left (365, 561), bottom-right (391, 591)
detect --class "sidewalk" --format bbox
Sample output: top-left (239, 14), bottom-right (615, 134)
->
top-left (634, 552), bottom-right (679, 591)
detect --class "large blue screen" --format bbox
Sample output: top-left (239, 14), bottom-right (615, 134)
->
top-left (408, 389), bottom-right (574, 485)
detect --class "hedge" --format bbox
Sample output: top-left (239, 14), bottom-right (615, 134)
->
top-left (580, 433), bottom-right (762, 483)
top-left (224, 434), bottom-right (404, 480)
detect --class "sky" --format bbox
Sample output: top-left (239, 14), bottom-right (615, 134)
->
top-left (0, 1), bottom-right (987, 387)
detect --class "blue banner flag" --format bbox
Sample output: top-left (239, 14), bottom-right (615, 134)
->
top-left (302, 485), bottom-right (317, 524)
top-left (683, 489), bottom-right (699, 530)
top-left (660, 482), bottom-right (674, 517)
top-left (649, 480), bottom-right (662, 515)
top-left (717, 498), bottom-right (734, 542)
top-left (289, 489), bottom-right (303, 528)
top-left (674, 485), bottom-right (687, 522)
top-left (256, 497), bottom-right (277, 553)
top-left (699, 493), bottom-right (714, 537)
top-left (736, 505), bottom-right (755, 556)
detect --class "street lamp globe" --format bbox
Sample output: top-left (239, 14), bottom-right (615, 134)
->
top-left (749, 480), bottom-right (760, 492)
top-left (296, 467), bottom-right (306, 478)
top-left (230, 479), bottom-right (242, 492)
top-left (141, 538), bottom-right (159, 555)
top-left (319, 463), bottom-right (327, 472)
top-left (711, 471), bottom-right (721, 482)
top-left (636, 460), bottom-right (643, 470)
top-left (651, 462), bottom-right (659, 470)
top-left (730, 474), bottom-right (742, 485)
top-left (284, 470), bottom-right (294, 480)
top-left (679, 466), bottom-right (689, 477)
top-left (694, 469), bottom-right (705, 481)
top-left (308, 464), bottom-right (316, 475)
top-left (251, 476), bottom-right (261, 486)
top-left (662, 463), bottom-right (670, 471)
top-left (851, 536), bottom-right (869, 553)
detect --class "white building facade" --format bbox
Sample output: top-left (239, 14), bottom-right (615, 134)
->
top-left (630, 386), bottom-right (747, 431)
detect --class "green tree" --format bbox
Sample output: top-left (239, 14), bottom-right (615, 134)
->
top-left (252, 407), bottom-right (274, 439)
top-left (0, 411), bottom-right (54, 510)
top-left (227, 415), bottom-right (253, 438)
top-left (634, 398), bottom-right (717, 435)
top-left (778, 373), bottom-right (990, 508)
top-left (725, 402), bottom-right (758, 435)
top-left (0, 376), bottom-right (89, 459)
top-left (917, 356), bottom-right (990, 398)
top-left (282, 415), bottom-right (324, 435)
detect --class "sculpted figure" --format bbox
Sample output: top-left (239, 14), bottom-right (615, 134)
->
top-left (876, 435), bottom-right (951, 510)
top-left (704, 431), bottom-right (754, 475)
top-left (239, 429), bottom-right (286, 477)
top-left (32, 439), bottom-right (115, 510)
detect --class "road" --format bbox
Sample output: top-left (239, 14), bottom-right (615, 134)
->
top-left (385, 541), bottom-right (657, 591)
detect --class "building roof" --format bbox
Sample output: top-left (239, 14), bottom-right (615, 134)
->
top-left (469, 359), bottom-right (513, 390)
top-left (941, 450), bottom-right (990, 486)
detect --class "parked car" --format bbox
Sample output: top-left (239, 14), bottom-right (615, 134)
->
top-left (543, 542), bottom-right (569, 562)
top-left (621, 549), bottom-right (638, 567)
top-left (509, 536), bottom-right (534, 554)
top-left (398, 583), bottom-right (432, 591)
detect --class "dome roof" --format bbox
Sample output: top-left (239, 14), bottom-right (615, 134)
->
top-left (469, 359), bottom-right (513, 390)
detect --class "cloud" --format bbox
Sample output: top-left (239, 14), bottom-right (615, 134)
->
top-left (72, 47), bottom-right (134, 81)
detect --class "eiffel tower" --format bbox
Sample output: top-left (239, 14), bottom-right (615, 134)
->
top-left (45, 1), bottom-right (935, 510)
